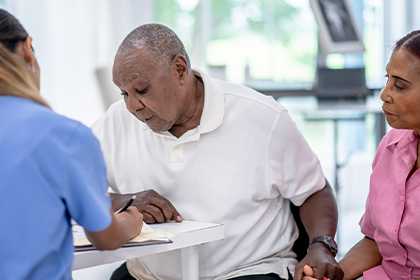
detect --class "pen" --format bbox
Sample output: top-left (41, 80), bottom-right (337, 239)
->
top-left (117, 195), bottom-right (136, 213)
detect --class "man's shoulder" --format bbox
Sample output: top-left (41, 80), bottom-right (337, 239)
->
top-left (91, 98), bottom-right (143, 143)
top-left (104, 98), bottom-right (127, 116)
top-left (214, 78), bottom-right (284, 112)
top-left (92, 99), bottom-right (131, 128)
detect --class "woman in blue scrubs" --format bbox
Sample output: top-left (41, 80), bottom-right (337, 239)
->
top-left (0, 9), bottom-right (143, 280)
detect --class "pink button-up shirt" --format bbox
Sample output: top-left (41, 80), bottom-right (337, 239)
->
top-left (360, 129), bottom-right (420, 280)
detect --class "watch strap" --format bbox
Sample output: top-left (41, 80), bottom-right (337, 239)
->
top-left (308, 236), bottom-right (338, 257)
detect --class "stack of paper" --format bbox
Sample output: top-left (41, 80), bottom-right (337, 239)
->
top-left (73, 222), bottom-right (173, 251)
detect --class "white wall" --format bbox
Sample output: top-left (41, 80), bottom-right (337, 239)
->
top-left (4, 0), bottom-right (153, 126)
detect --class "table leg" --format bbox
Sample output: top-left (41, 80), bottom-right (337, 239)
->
top-left (181, 246), bottom-right (199, 280)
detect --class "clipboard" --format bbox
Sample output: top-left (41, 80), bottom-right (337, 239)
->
top-left (73, 221), bottom-right (174, 251)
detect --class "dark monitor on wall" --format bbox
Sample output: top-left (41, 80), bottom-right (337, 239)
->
top-left (312, 68), bottom-right (373, 100)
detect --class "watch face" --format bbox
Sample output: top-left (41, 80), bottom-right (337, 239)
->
top-left (327, 236), bottom-right (338, 250)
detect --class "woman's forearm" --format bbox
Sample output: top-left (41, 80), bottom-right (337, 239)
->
top-left (339, 236), bottom-right (382, 280)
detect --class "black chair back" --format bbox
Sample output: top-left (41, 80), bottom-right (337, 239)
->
top-left (290, 203), bottom-right (310, 262)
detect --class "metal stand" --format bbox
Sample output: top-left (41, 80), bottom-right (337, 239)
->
top-left (304, 110), bottom-right (366, 254)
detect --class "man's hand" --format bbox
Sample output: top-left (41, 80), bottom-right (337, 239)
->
top-left (295, 243), bottom-right (343, 280)
top-left (110, 190), bottom-right (182, 224)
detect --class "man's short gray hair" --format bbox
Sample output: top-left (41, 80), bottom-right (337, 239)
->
top-left (116, 23), bottom-right (190, 71)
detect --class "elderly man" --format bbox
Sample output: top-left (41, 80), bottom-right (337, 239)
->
top-left (92, 23), bottom-right (343, 280)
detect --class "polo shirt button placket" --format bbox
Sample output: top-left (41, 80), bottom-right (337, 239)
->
top-left (169, 143), bottom-right (184, 166)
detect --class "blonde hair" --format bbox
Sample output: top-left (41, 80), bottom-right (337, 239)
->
top-left (0, 9), bottom-right (49, 107)
top-left (0, 43), bottom-right (48, 107)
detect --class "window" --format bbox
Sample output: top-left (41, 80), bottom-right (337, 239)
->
top-left (155, 0), bottom-right (318, 84)
top-left (154, 0), bottom-right (383, 88)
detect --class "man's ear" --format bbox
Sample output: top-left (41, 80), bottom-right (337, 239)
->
top-left (16, 37), bottom-right (36, 68)
top-left (173, 55), bottom-right (189, 85)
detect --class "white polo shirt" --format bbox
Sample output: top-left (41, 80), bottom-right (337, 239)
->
top-left (92, 69), bottom-right (325, 280)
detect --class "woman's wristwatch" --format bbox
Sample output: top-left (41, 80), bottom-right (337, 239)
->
top-left (308, 236), bottom-right (338, 257)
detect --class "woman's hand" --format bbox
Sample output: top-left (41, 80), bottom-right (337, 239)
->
top-left (302, 264), bottom-right (330, 280)
top-left (85, 207), bottom-right (143, 250)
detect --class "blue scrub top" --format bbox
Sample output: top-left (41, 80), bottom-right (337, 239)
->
top-left (0, 96), bottom-right (112, 280)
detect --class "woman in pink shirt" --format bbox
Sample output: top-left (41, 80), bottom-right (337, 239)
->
top-left (304, 30), bottom-right (420, 280)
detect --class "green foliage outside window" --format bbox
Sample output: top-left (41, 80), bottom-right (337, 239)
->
top-left (154, 0), bottom-right (318, 84)
top-left (154, 0), bottom-right (380, 86)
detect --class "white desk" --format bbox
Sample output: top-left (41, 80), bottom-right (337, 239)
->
top-left (73, 220), bottom-right (225, 280)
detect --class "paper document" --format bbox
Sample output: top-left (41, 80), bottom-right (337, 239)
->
top-left (73, 222), bottom-right (174, 250)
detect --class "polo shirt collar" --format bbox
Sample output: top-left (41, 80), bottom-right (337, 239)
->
top-left (192, 69), bottom-right (224, 134)
top-left (140, 69), bottom-right (225, 136)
